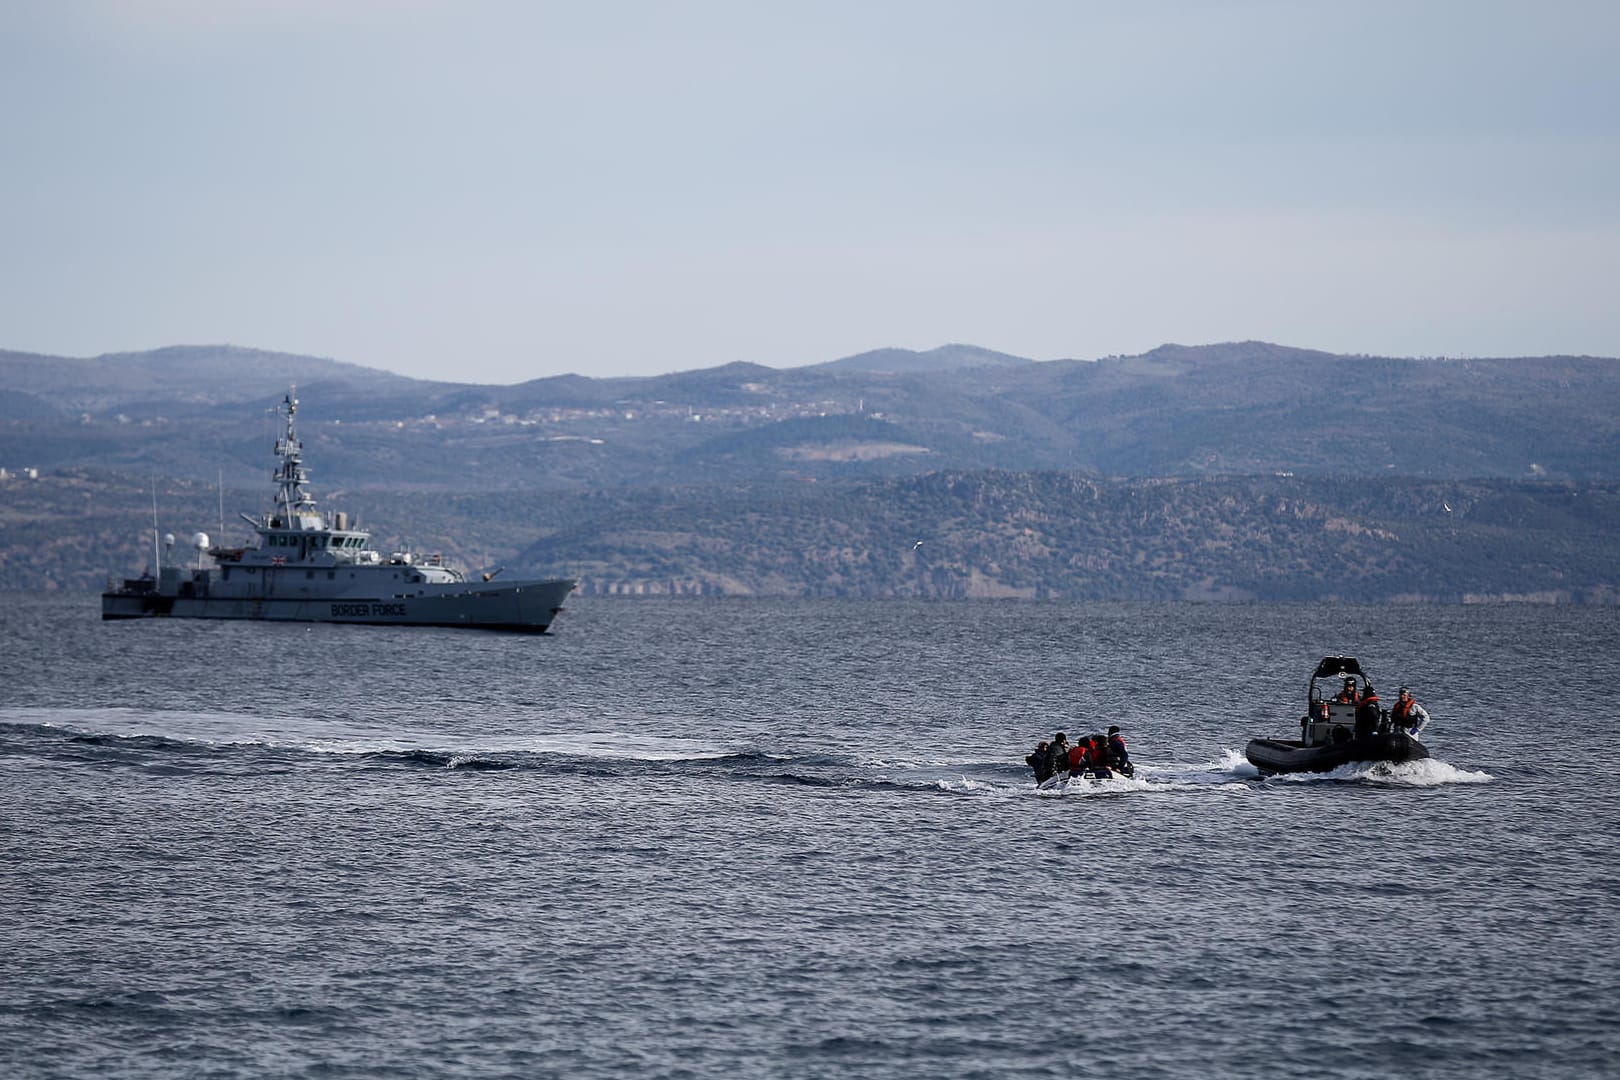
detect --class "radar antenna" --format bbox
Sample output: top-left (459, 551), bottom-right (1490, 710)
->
top-left (272, 387), bottom-right (323, 530)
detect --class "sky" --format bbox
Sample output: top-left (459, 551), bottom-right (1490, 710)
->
top-left (3, 1), bottom-right (1618, 384)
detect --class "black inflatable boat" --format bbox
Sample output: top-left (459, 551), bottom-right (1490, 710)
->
top-left (1244, 656), bottom-right (1430, 775)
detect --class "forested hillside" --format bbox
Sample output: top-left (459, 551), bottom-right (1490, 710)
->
top-left (4, 468), bottom-right (1614, 602)
top-left (4, 341), bottom-right (1618, 602)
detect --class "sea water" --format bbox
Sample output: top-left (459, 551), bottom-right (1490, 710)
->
top-left (1, 595), bottom-right (1617, 1079)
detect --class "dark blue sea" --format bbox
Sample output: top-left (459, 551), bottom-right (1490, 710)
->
top-left (3, 594), bottom-right (1618, 1079)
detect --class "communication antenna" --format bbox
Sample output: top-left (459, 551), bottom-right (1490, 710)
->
top-left (151, 481), bottom-right (160, 571)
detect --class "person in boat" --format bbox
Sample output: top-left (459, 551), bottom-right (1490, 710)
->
top-left (1107, 725), bottom-right (1134, 778)
top-left (1082, 733), bottom-right (1112, 779)
top-left (1043, 732), bottom-right (1070, 781)
top-left (1354, 684), bottom-right (1381, 740)
top-left (1334, 677), bottom-right (1361, 705)
top-left (1026, 740), bottom-right (1052, 784)
top-left (1066, 738), bottom-right (1090, 778)
top-left (1391, 687), bottom-right (1431, 737)
top-left (1071, 734), bottom-right (1090, 776)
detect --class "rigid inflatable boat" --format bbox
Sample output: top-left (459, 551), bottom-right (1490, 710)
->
top-left (1244, 656), bottom-right (1430, 774)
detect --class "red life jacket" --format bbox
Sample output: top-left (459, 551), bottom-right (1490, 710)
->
top-left (1067, 745), bottom-right (1087, 771)
top-left (1392, 698), bottom-right (1414, 722)
top-left (1087, 739), bottom-right (1108, 766)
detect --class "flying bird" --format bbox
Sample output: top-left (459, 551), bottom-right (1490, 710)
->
top-left (1443, 502), bottom-right (1452, 513)
top-left (912, 540), bottom-right (924, 550)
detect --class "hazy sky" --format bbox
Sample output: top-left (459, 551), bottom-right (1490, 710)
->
top-left (4, 1), bottom-right (1617, 383)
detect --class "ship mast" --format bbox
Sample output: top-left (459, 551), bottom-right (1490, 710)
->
top-left (273, 389), bottom-right (323, 531)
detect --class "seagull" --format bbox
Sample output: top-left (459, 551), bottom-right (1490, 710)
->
top-left (912, 540), bottom-right (924, 550)
top-left (1443, 502), bottom-right (1452, 513)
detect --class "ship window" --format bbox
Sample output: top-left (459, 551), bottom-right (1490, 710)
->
top-left (306, 570), bottom-right (314, 579)
top-left (327, 571), bottom-right (335, 580)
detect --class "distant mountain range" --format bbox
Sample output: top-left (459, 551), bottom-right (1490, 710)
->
top-left (3, 340), bottom-right (1618, 600)
top-left (3, 341), bottom-right (1618, 488)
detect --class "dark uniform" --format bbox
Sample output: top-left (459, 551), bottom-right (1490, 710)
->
top-left (1026, 741), bottom-right (1052, 783)
top-left (1043, 733), bottom-right (1070, 782)
top-left (1107, 725), bottom-right (1133, 778)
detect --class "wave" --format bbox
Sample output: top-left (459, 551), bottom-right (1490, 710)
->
top-left (1260, 756), bottom-right (1494, 786)
top-left (1, 707), bottom-right (740, 761)
top-left (1015, 749), bottom-right (1495, 796)
top-left (2, 707), bottom-right (1492, 793)
top-left (1191, 745), bottom-right (1494, 787)
top-left (0, 708), bottom-right (901, 785)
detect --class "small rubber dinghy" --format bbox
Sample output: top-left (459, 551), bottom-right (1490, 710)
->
top-left (1244, 656), bottom-right (1430, 775)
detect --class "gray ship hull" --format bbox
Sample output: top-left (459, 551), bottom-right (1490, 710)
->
top-left (102, 577), bottom-right (576, 632)
top-left (105, 391), bottom-right (578, 634)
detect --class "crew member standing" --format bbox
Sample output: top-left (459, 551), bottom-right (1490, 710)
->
top-left (1391, 686), bottom-right (1431, 737)
top-left (1355, 684), bottom-right (1381, 740)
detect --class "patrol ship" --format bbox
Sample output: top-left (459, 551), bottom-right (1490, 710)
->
top-left (102, 391), bottom-right (576, 632)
